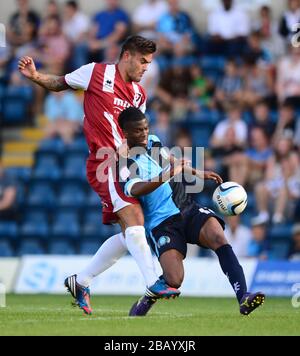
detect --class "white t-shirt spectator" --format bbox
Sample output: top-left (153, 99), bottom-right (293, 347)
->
top-left (132, 0), bottom-right (168, 38)
top-left (224, 224), bottom-right (252, 258)
top-left (208, 5), bottom-right (250, 39)
top-left (277, 56), bottom-right (300, 101)
top-left (63, 12), bottom-right (90, 42)
top-left (213, 119), bottom-right (248, 144)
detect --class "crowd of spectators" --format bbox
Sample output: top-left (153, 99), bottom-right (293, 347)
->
top-left (1, 0), bottom-right (300, 259)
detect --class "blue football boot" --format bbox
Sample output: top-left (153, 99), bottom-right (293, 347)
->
top-left (129, 278), bottom-right (180, 317)
top-left (64, 274), bottom-right (92, 315)
top-left (145, 279), bottom-right (181, 299)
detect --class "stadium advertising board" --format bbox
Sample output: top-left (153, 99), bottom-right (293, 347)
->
top-left (250, 261), bottom-right (300, 297)
top-left (181, 258), bottom-right (256, 296)
top-left (15, 256), bottom-right (256, 296)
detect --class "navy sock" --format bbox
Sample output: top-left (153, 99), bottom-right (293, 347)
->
top-left (215, 244), bottom-right (247, 303)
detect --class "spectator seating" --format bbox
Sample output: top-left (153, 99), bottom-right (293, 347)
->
top-left (27, 182), bottom-right (56, 208)
top-left (17, 239), bottom-right (45, 256)
top-left (0, 222), bottom-right (18, 239)
top-left (48, 240), bottom-right (76, 255)
top-left (270, 240), bottom-right (290, 260)
top-left (19, 210), bottom-right (49, 240)
top-left (79, 240), bottom-right (103, 255)
top-left (0, 240), bottom-right (14, 257)
top-left (1, 86), bottom-right (34, 125)
top-left (51, 210), bottom-right (81, 240)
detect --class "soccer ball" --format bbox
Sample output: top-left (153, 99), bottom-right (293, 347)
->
top-left (212, 182), bottom-right (247, 216)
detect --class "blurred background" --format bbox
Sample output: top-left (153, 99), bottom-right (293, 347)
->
top-left (0, 0), bottom-right (300, 296)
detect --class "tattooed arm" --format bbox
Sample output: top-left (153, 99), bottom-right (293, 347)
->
top-left (31, 73), bottom-right (69, 92)
top-left (18, 56), bottom-right (70, 92)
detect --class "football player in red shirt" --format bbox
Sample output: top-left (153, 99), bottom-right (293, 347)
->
top-left (19, 36), bottom-right (180, 315)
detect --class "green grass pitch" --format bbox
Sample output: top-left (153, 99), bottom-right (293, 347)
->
top-left (0, 295), bottom-right (299, 336)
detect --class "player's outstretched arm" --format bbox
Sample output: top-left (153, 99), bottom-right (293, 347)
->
top-left (130, 160), bottom-right (185, 197)
top-left (185, 166), bottom-right (223, 184)
top-left (18, 56), bottom-right (69, 92)
top-left (168, 155), bottom-right (223, 184)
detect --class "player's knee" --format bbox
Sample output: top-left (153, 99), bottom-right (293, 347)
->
top-left (202, 218), bottom-right (227, 250)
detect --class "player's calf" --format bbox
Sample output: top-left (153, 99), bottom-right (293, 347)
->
top-left (159, 250), bottom-right (184, 289)
top-left (163, 272), bottom-right (183, 289)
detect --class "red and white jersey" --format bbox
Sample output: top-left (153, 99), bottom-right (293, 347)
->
top-left (65, 63), bottom-right (147, 157)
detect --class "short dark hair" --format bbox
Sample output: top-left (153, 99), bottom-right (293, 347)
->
top-left (120, 36), bottom-right (156, 59)
top-left (118, 107), bottom-right (146, 130)
top-left (255, 99), bottom-right (269, 108)
top-left (66, 0), bottom-right (78, 10)
top-left (261, 5), bottom-right (271, 14)
top-left (281, 100), bottom-right (295, 111)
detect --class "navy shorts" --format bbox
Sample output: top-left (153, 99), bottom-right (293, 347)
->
top-left (148, 202), bottom-right (225, 259)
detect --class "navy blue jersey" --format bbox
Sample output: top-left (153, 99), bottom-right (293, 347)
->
top-left (147, 135), bottom-right (194, 211)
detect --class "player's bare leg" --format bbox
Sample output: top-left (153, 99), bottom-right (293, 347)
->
top-left (199, 217), bottom-right (265, 315)
top-left (116, 203), bottom-right (144, 226)
top-left (159, 249), bottom-right (185, 289)
top-left (66, 204), bottom-right (179, 315)
top-left (116, 204), bottom-right (180, 299)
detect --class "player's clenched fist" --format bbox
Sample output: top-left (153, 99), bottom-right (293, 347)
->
top-left (18, 56), bottom-right (37, 80)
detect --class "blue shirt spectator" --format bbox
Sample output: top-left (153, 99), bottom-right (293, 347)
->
top-left (156, 0), bottom-right (198, 45)
top-left (214, 60), bottom-right (243, 108)
top-left (45, 91), bottom-right (83, 122)
top-left (248, 223), bottom-right (270, 259)
top-left (93, 4), bottom-right (129, 40)
top-left (246, 147), bottom-right (273, 163)
top-left (157, 12), bottom-right (193, 42)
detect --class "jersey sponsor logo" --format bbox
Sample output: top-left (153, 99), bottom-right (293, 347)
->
top-left (113, 97), bottom-right (132, 112)
top-left (157, 236), bottom-right (171, 249)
